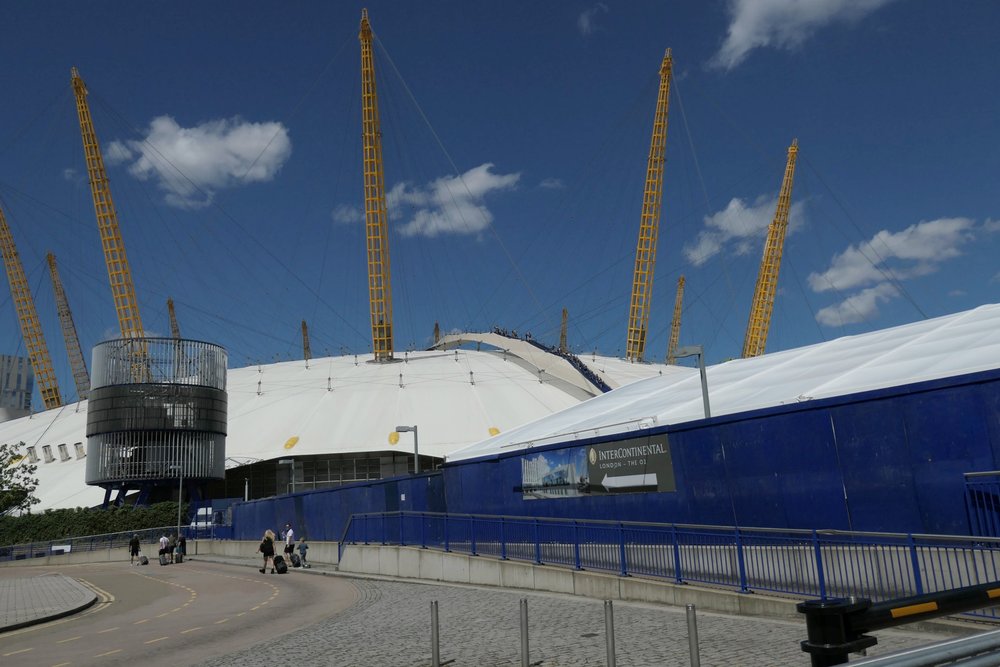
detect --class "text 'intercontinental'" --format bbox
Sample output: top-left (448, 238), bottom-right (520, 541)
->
top-left (597, 442), bottom-right (666, 461)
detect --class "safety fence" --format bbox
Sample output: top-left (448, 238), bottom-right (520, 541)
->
top-left (339, 512), bottom-right (1000, 619)
top-left (0, 525), bottom-right (200, 562)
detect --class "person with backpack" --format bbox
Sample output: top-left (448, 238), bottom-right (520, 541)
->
top-left (258, 529), bottom-right (276, 574)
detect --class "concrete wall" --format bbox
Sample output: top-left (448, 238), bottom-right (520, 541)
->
top-left (337, 543), bottom-right (800, 620)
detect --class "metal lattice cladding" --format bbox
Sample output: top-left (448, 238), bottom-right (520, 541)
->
top-left (0, 206), bottom-right (62, 409)
top-left (359, 10), bottom-right (394, 362)
top-left (71, 68), bottom-right (145, 341)
top-left (47, 253), bottom-right (91, 400)
top-left (626, 49), bottom-right (673, 362)
top-left (666, 275), bottom-right (685, 365)
top-left (742, 139), bottom-right (799, 359)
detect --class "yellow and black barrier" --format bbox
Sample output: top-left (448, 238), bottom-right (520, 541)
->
top-left (798, 580), bottom-right (1000, 666)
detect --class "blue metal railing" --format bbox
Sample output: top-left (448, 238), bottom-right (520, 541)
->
top-left (338, 512), bottom-right (1000, 619)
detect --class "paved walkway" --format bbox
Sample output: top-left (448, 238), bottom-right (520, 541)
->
top-left (0, 573), bottom-right (97, 632)
top-left (0, 555), bottom-right (978, 665)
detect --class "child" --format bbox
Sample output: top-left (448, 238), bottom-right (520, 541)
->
top-left (297, 536), bottom-right (310, 568)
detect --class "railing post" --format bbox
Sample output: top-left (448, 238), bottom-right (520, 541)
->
top-left (420, 512), bottom-right (426, 548)
top-left (908, 533), bottom-right (924, 595)
top-left (381, 514), bottom-right (386, 545)
top-left (534, 519), bottom-right (542, 564)
top-left (573, 521), bottom-right (582, 570)
top-left (500, 517), bottom-right (507, 560)
top-left (618, 523), bottom-right (628, 577)
top-left (399, 512), bottom-right (405, 547)
top-left (672, 525), bottom-right (683, 584)
top-left (444, 515), bottom-right (450, 553)
top-left (813, 529), bottom-right (827, 600)
top-left (735, 528), bottom-right (749, 593)
top-left (470, 516), bottom-right (477, 556)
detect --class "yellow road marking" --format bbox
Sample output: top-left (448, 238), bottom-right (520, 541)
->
top-left (890, 601), bottom-right (938, 618)
top-left (156, 612), bottom-right (170, 618)
top-left (51, 662), bottom-right (72, 667)
top-left (145, 637), bottom-right (169, 645)
top-left (98, 627), bottom-right (119, 633)
top-left (172, 607), bottom-right (182, 612)
top-left (214, 618), bottom-right (229, 625)
top-left (133, 619), bottom-right (150, 625)
top-left (236, 612), bottom-right (246, 617)
top-left (180, 627), bottom-right (202, 634)
top-left (251, 605), bottom-right (261, 611)
top-left (3, 648), bottom-right (34, 656)
top-left (94, 649), bottom-right (122, 657)
top-left (57, 636), bottom-right (82, 643)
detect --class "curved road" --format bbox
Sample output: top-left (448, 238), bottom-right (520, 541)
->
top-left (0, 561), bottom-right (357, 667)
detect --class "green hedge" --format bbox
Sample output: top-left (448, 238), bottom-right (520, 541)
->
top-left (0, 501), bottom-right (187, 546)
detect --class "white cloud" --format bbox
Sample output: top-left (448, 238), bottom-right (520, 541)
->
top-left (710, 0), bottom-right (896, 70)
top-left (815, 282), bottom-right (898, 326)
top-left (393, 163), bottom-right (520, 238)
top-left (539, 177), bottom-right (565, 190)
top-left (683, 194), bottom-right (805, 266)
top-left (808, 218), bottom-right (975, 293)
top-left (110, 115), bottom-right (291, 209)
top-left (984, 218), bottom-right (1000, 233)
top-left (949, 289), bottom-right (966, 297)
top-left (811, 217), bottom-right (978, 327)
top-left (331, 204), bottom-right (362, 225)
top-left (104, 141), bottom-right (134, 165)
top-left (992, 272), bottom-right (1000, 284)
top-left (577, 3), bottom-right (608, 36)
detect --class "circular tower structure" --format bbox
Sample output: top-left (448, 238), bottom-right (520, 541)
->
top-left (85, 338), bottom-right (227, 498)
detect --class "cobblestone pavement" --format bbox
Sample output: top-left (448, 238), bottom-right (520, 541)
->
top-left (0, 573), bottom-right (96, 631)
top-left (200, 576), bottom-right (953, 667)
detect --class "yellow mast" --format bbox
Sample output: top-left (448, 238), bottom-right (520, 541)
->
top-left (301, 320), bottom-right (312, 361)
top-left (71, 67), bottom-right (145, 340)
top-left (626, 49), bottom-right (673, 362)
top-left (359, 9), bottom-right (394, 362)
top-left (559, 308), bottom-right (568, 353)
top-left (0, 205), bottom-right (62, 409)
top-left (167, 297), bottom-right (181, 339)
top-left (666, 275), bottom-right (685, 365)
top-left (742, 139), bottom-right (799, 358)
top-left (47, 253), bottom-right (90, 400)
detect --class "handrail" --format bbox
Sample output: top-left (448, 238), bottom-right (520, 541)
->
top-left (336, 511), bottom-right (1000, 621)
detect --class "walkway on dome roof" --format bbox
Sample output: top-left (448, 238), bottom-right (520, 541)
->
top-left (432, 331), bottom-right (611, 397)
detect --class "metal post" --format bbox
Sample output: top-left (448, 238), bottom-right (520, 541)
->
top-left (413, 425), bottom-right (420, 474)
top-left (604, 599), bottom-right (617, 667)
top-left (686, 604), bottom-right (701, 667)
top-left (520, 598), bottom-right (530, 667)
top-left (244, 477), bottom-right (249, 502)
top-left (177, 467), bottom-right (183, 543)
top-left (430, 600), bottom-right (440, 667)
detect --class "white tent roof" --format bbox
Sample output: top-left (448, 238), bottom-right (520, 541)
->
top-left (447, 304), bottom-right (1000, 462)
top-left (3, 345), bottom-right (672, 511)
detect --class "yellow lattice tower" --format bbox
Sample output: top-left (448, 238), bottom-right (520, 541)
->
top-left (71, 68), bottom-right (145, 341)
top-left (0, 206), bottom-right (62, 409)
top-left (301, 320), bottom-right (312, 361)
top-left (742, 139), bottom-right (799, 358)
top-left (559, 308), bottom-right (569, 353)
top-left (47, 253), bottom-right (90, 400)
top-left (666, 275), bottom-right (685, 365)
top-left (167, 297), bottom-right (181, 339)
top-left (626, 49), bottom-right (673, 362)
top-left (359, 10), bottom-right (394, 362)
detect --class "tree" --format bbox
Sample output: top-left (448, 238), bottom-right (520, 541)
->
top-left (1, 441), bottom-right (39, 515)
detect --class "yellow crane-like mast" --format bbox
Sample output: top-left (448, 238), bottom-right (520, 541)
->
top-left (71, 67), bottom-right (145, 341)
top-left (666, 275), bottom-right (685, 365)
top-left (167, 297), bottom-right (181, 339)
top-left (742, 139), bottom-right (799, 358)
top-left (47, 253), bottom-right (90, 400)
top-left (559, 308), bottom-right (568, 354)
top-left (301, 320), bottom-right (312, 361)
top-left (359, 9), bottom-right (394, 362)
top-left (626, 49), bottom-right (673, 362)
top-left (0, 205), bottom-right (62, 409)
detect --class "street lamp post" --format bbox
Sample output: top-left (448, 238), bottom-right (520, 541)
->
top-left (169, 464), bottom-right (183, 541)
top-left (674, 345), bottom-right (711, 419)
top-left (395, 425), bottom-right (420, 474)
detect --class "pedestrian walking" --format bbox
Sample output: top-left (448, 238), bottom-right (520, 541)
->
top-left (129, 534), bottom-right (140, 565)
top-left (259, 529), bottom-right (276, 573)
top-left (297, 536), bottom-right (310, 568)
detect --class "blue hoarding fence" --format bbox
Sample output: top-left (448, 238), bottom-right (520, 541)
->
top-left (339, 512), bottom-right (1000, 618)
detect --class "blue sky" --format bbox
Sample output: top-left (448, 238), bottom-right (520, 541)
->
top-left (0, 1), bottom-right (997, 405)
